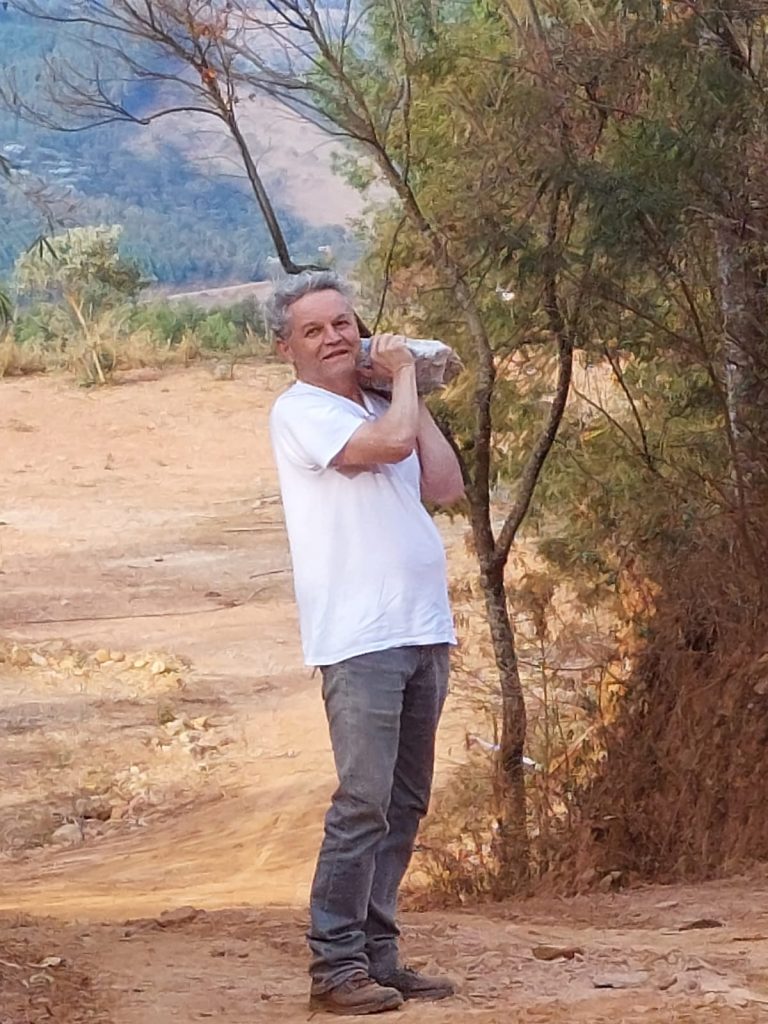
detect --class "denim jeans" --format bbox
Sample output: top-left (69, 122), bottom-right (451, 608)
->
top-left (308, 643), bottom-right (450, 992)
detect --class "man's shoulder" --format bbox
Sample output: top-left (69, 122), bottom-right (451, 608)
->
top-left (270, 382), bottom-right (318, 423)
top-left (272, 381), bottom-right (342, 413)
top-left (271, 380), bottom-right (302, 409)
top-left (272, 383), bottom-right (370, 425)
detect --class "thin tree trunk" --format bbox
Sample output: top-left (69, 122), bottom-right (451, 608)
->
top-left (224, 110), bottom-right (322, 276)
top-left (716, 223), bottom-right (768, 483)
top-left (480, 558), bottom-right (530, 888)
top-left (65, 291), bottom-right (106, 384)
top-left (697, 7), bottom-right (768, 489)
top-left (714, 221), bottom-right (768, 489)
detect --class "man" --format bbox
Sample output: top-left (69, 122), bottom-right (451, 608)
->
top-left (268, 271), bottom-right (464, 1016)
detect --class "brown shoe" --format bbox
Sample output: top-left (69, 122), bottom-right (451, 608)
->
top-left (373, 966), bottom-right (456, 1001)
top-left (309, 974), bottom-right (404, 1016)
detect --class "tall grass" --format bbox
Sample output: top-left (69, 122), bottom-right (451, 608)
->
top-left (0, 297), bottom-right (273, 381)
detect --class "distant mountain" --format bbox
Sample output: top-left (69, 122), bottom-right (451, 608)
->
top-left (0, 7), bottom-right (364, 287)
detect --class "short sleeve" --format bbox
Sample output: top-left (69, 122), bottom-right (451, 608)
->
top-left (270, 389), bottom-right (368, 470)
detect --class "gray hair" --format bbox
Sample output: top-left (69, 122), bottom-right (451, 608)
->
top-left (265, 270), bottom-right (352, 340)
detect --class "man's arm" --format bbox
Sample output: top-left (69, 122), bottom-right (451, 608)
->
top-left (333, 336), bottom-right (419, 468)
top-left (416, 402), bottom-right (465, 506)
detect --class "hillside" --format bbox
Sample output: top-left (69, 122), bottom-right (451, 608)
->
top-left (0, 6), bottom-right (365, 287)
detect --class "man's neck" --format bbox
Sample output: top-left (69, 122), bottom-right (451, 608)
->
top-left (298, 374), bottom-right (365, 406)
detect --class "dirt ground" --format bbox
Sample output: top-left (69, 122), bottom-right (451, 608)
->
top-left (2, 364), bottom-right (768, 1023)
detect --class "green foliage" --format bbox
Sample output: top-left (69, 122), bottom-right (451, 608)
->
top-left (127, 298), bottom-right (265, 352)
top-left (14, 225), bottom-right (143, 324)
top-left (12, 295), bottom-right (266, 354)
top-left (13, 301), bottom-right (74, 346)
top-left (348, 0), bottom-right (767, 581)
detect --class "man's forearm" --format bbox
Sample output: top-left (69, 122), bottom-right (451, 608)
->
top-left (335, 364), bottom-right (419, 467)
top-left (378, 364), bottom-right (420, 452)
top-left (417, 402), bottom-right (465, 505)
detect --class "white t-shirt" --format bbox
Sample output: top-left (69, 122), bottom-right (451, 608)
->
top-left (269, 380), bottom-right (456, 666)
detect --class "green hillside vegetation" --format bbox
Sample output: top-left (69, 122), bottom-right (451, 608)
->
top-left (0, 224), bottom-right (271, 381)
top-left (0, 8), bottom-right (354, 285)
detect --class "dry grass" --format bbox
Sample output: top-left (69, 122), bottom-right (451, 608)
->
top-left (0, 335), bottom-right (47, 376)
top-left (406, 531), bottom-right (625, 905)
top-left (412, 505), bottom-right (768, 907)
top-left (0, 317), bottom-right (270, 383)
top-left (551, 509), bottom-right (768, 889)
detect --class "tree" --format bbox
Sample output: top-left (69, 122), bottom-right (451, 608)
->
top-left (7, 0), bottom-right (325, 277)
top-left (15, 223), bottom-right (142, 380)
top-left (12, 0), bottom-right (581, 881)
top-left (218, 0), bottom-right (586, 881)
top-left (0, 150), bottom-right (11, 322)
top-left (13, 0), bottom-right (768, 888)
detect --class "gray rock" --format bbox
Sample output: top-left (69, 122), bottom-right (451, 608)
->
top-left (156, 906), bottom-right (200, 928)
top-left (51, 823), bottom-right (83, 845)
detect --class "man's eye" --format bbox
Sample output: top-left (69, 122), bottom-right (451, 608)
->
top-left (306, 327), bottom-right (320, 337)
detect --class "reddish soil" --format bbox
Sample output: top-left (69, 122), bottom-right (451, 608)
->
top-left (1, 365), bottom-right (768, 1022)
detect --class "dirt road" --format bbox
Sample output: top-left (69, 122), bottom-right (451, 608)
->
top-left (2, 366), bottom-right (768, 1023)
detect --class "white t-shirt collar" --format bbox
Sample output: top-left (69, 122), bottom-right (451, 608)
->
top-left (292, 379), bottom-right (378, 420)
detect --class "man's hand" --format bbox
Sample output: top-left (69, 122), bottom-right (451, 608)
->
top-left (334, 334), bottom-right (419, 469)
top-left (368, 334), bottom-right (415, 379)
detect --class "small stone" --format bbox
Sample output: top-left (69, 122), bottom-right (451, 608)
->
top-left (656, 973), bottom-right (678, 992)
top-left (655, 899), bottom-right (679, 910)
top-left (679, 918), bottom-right (724, 931)
top-left (598, 870), bottom-right (623, 892)
top-left (10, 646), bottom-right (31, 667)
top-left (163, 718), bottom-right (186, 737)
top-left (30, 651), bottom-right (48, 667)
top-left (156, 906), bottom-right (199, 928)
top-left (133, 656), bottom-right (148, 669)
top-left (212, 361), bottom-right (233, 381)
top-left (532, 945), bottom-right (583, 961)
top-left (195, 735), bottom-right (221, 751)
top-left (94, 649), bottom-right (111, 664)
top-left (150, 659), bottom-right (167, 676)
top-left (34, 956), bottom-right (64, 969)
top-left (51, 823), bottom-right (83, 846)
top-left (110, 651), bottom-right (126, 662)
top-left (74, 796), bottom-right (112, 821)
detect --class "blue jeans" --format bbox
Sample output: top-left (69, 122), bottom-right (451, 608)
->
top-left (308, 643), bottom-right (450, 992)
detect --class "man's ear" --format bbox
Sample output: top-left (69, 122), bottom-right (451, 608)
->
top-left (276, 338), bottom-right (293, 364)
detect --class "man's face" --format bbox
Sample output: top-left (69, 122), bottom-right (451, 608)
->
top-left (278, 289), bottom-right (361, 392)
